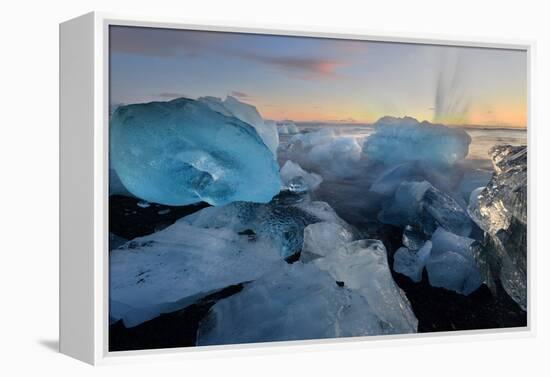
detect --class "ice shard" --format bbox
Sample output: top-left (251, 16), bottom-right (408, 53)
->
top-left (379, 180), bottom-right (472, 236)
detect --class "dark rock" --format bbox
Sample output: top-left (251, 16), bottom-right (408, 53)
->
top-left (109, 195), bottom-right (210, 241)
top-left (109, 283), bottom-right (245, 351)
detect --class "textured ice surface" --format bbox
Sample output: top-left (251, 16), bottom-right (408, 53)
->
top-left (289, 128), bottom-right (335, 148)
top-left (183, 198), bottom-right (350, 259)
top-left (287, 129), bottom-right (363, 178)
top-left (280, 160), bottom-right (322, 193)
top-left (197, 263), bottom-right (384, 345)
top-left (393, 241), bottom-right (432, 283)
top-left (370, 163), bottom-right (425, 196)
top-left (110, 98), bottom-right (281, 206)
top-left (426, 251), bottom-right (482, 295)
top-left (109, 168), bottom-right (133, 197)
top-left (378, 181), bottom-right (430, 228)
top-left (394, 227), bottom-right (481, 293)
top-left (363, 116), bottom-right (471, 166)
top-left (109, 221), bottom-right (283, 327)
top-left (468, 145), bottom-right (527, 309)
top-left (309, 137), bottom-right (362, 169)
top-left (301, 222), bottom-right (354, 262)
top-left (458, 169), bottom-right (492, 202)
top-left (379, 181), bottom-right (472, 236)
top-left (469, 145), bottom-right (527, 233)
top-left (422, 184), bottom-right (472, 236)
top-left (277, 121), bottom-right (299, 134)
top-left (277, 124), bottom-right (289, 134)
top-left (199, 96), bottom-right (279, 154)
top-left (314, 240), bottom-right (418, 333)
top-left (402, 225), bottom-right (426, 251)
top-left (430, 227), bottom-right (475, 258)
top-left (425, 227), bottom-right (481, 295)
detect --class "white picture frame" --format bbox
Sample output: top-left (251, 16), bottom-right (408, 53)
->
top-left (59, 11), bottom-right (535, 365)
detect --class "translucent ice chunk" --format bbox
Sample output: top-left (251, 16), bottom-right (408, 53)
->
top-left (277, 124), bottom-right (289, 134)
top-left (402, 225), bottom-right (426, 251)
top-left (281, 121), bottom-right (299, 134)
top-left (110, 98), bottom-right (281, 206)
top-left (183, 199), bottom-right (351, 259)
top-left (314, 240), bottom-right (418, 333)
top-left (289, 128), bottom-right (335, 148)
top-left (378, 181), bottom-right (431, 228)
top-left (430, 227), bottom-right (475, 258)
top-left (467, 145), bottom-right (527, 310)
top-left (426, 250), bottom-right (482, 295)
top-left (109, 221), bottom-right (283, 327)
top-left (379, 181), bottom-right (472, 236)
top-left (280, 160), bottom-right (323, 193)
top-left (199, 96), bottom-right (279, 155)
top-left (393, 240), bottom-right (432, 282)
top-left (301, 222), bottom-right (354, 262)
top-left (422, 185), bottom-right (472, 236)
top-left (277, 121), bottom-right (299, 134)
top-left (369, 162), bottom-right (424, 196)
top-left (363, 116), bottom-right (471, 166)
top-left (425, 227), bottom-right (482, 295)
top-left (197, 263), bottom-right (385, 345)
top-left (286, 129), bottom-right (363, 178)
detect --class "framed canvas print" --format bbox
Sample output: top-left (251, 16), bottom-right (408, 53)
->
top-left (59, 12), bottom-right (532, 365)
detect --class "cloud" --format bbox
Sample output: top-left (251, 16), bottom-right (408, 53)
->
top-left (110, 26), bottom-right (346, 80)
top-left (155, 92), bottom-right (189, 99)
top-left (234, 52), bottom-right (343, 79)
top-left (110, 26), bottom-right (230, 57)
top-left (229, 90), bottom-right (251, 99)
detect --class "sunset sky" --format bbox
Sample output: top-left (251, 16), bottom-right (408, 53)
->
top-left (109, 26), bottom-right (527, 128)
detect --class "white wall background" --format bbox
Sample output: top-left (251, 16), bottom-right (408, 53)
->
top-left (1, 0), bottom-right (548, 375)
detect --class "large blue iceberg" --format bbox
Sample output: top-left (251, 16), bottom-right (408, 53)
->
top-left (110, 98), bottom-right (282, 206)
top-left (364, 116), bottom-right (471, 166)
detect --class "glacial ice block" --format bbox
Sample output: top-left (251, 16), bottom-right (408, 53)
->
top-left (280, 160), bottom-right (323, 193)
top-left (109, 221), bottom-right (283, 327)
top-left (379, 180), bottom-right (472, 236)
top-left (370, 162), bottom-right (425, 196)
top-left (197, 263), bottom-right (385, 345)
top-left (277, 124), bottom-right (289, 134)
top-left (182, 198), bottom-right (351, 259)
top-left (199, 96), bottom-right (279, 155)
top-left (393, 241), bottom-right (432, 283)
top-left (426, 251), bottom-right (482, 295)
top-left (467, 144), bottom-right (527, 310)
top-left (110, 98), bottom-right (281, 206)
top-left (287, 128), bottom-right (363, 178)
top-left (301, 221), bottom-right (354, 262)
top-left (429, 227), bottom-right (476, 258)
top-left (363, 116), bottom-right (471, 166)
top-left (279, 121), bottom-right (299, 134)
top-left (109, 168), bottom-right (133, 197)
top-left (393, 226), bottom-right (482, 294)
top-left (425, 227), bottom-right (482, 295)
top-left (314, 239), bottom-right (418, 333)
